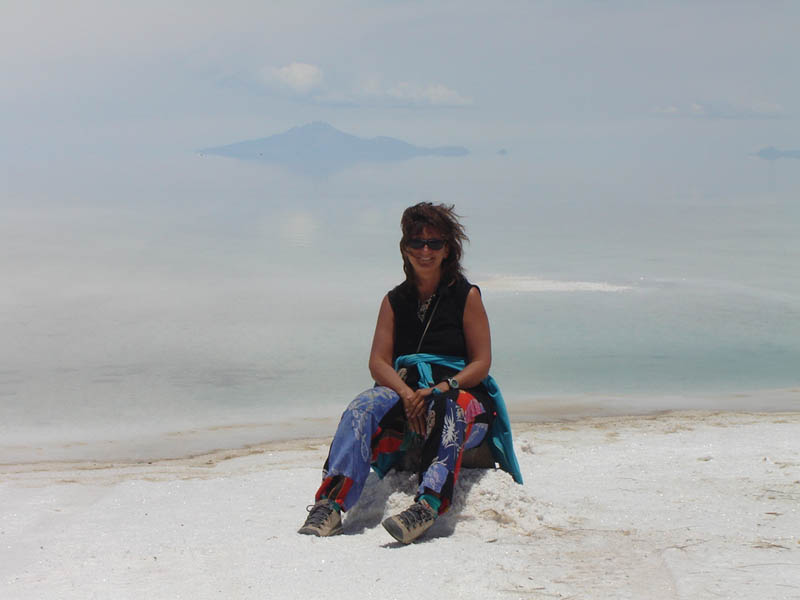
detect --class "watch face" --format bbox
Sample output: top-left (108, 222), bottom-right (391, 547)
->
top-left (448, 377), bottom-right (459, 389)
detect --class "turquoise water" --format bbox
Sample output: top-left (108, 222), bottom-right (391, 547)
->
top-left (489, 279), bottom-right (800, 397)
top-left (2, 155), bottom-right (799, 460)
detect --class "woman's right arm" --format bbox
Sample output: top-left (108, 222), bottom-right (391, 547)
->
top-left (368, 295), bottom-right (427, 434)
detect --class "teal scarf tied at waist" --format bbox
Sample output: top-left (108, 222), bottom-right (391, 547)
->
top-left (394, 353), bottom-right (524, 484)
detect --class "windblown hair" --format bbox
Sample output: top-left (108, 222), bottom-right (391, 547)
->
top-left (400, 202), bottom-right (469, 288)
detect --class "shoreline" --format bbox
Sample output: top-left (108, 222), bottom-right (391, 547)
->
top-left (2, 386), bottom-right (798, 465)
top-left (3, 408), bottom-right (798, 473)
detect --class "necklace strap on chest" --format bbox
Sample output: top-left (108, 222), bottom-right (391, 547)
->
top-left (415, 294), bottom-right (441, 353)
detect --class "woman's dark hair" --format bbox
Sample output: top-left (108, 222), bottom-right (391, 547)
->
top-left (400, 202), bottom-right (469, 287)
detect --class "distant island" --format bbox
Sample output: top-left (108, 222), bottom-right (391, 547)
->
top-left (755, 146), bottom-right (800, 161)
top-left (199, 121), bottom-right (469, 175)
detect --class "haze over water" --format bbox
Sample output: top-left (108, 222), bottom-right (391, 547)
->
top-left (2, 2), bottom-right (799, 460)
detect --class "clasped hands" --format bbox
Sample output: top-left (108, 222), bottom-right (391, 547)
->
top-left (400, 383), bottom-right (447, 436)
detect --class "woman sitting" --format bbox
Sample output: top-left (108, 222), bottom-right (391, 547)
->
top-left (299, 202), bottom-right (520, 544)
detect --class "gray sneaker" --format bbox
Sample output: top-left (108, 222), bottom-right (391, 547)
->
top-left (382, 500), bottom-right (437, 544)
top-left (298, 499), bottom-right (343, 537)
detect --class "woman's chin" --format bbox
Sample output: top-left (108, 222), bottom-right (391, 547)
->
top-left (410, 256), bottom-right (440, 269)
top-left (413, 265), bottom-right (441, 277)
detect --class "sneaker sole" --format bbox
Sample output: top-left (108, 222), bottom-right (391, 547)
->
top-left (382, 516), bottom-right (434, 544)
top-left (381, 517), bottom-right (410, 543)
top-left (298, 523), bottom-right (343, 536)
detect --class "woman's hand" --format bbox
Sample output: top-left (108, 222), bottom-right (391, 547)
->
top-left (401, 388), bottom-right (429, 436)
top-left (402, 383), bottom-right (451, 435)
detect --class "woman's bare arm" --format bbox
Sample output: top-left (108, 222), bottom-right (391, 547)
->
top-left (436, 286), bottom-right (492, 391)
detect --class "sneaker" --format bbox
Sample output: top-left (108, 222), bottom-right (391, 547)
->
top-left (298, 499), bottom-right (343, 537)
top-left (381, 500), bottom-right (437, 544)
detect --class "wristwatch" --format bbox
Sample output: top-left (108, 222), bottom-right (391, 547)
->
top-left (446, 377), bottom-right (459, 390)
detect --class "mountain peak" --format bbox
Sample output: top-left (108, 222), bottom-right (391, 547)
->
top-left (199, 123), bottom-right (468, 176)
top-left (294, 121), bottom-right (337, 131)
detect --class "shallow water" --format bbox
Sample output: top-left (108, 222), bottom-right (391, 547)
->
top-left (2, 154), bottom-right (799, 461)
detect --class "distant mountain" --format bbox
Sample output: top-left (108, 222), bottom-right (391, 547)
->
top-left (756, 146), bottom-right (800, 160)
top-left (199, 122), bottom-right (469, 175)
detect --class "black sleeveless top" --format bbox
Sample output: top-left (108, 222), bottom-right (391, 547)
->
top-left (387, 275), bottom-right (493, 411)
top-left (387, 275), bottom-right (476, 359)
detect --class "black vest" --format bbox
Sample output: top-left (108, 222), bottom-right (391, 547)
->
top-left (388, 275), bottom-right (475, 359)
top-left (387, 275), bottom-right (492, 410)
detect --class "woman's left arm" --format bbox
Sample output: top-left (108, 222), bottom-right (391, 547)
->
top-left (432, 286), bottom-right (492, 392)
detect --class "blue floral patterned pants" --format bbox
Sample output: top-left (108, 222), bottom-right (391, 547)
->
top-left (315, 386), bottom-right (488, 514)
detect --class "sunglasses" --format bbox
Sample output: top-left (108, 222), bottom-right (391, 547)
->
top-left (407, 238), bottom-right (446, 250)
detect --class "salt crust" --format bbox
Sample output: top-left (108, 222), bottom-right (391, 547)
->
top-left (2, 411), bottom-right (799, 599)
top-left (477, 275), bottom-right (631, 293)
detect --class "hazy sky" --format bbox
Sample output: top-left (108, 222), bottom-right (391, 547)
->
top-left (2, 1), bottom-right (798, 164)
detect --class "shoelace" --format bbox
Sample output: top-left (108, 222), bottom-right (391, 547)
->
top-left (304, 502), bottom-right (334, 527)
top-left (398, 502), bottom-right (435, 529)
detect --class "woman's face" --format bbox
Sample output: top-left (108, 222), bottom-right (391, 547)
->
top-left (404, 226), bottom-right (449, 278)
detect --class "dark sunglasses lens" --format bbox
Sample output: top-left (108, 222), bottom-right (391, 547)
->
top-left (408, 238), bottom-right (445, 250)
